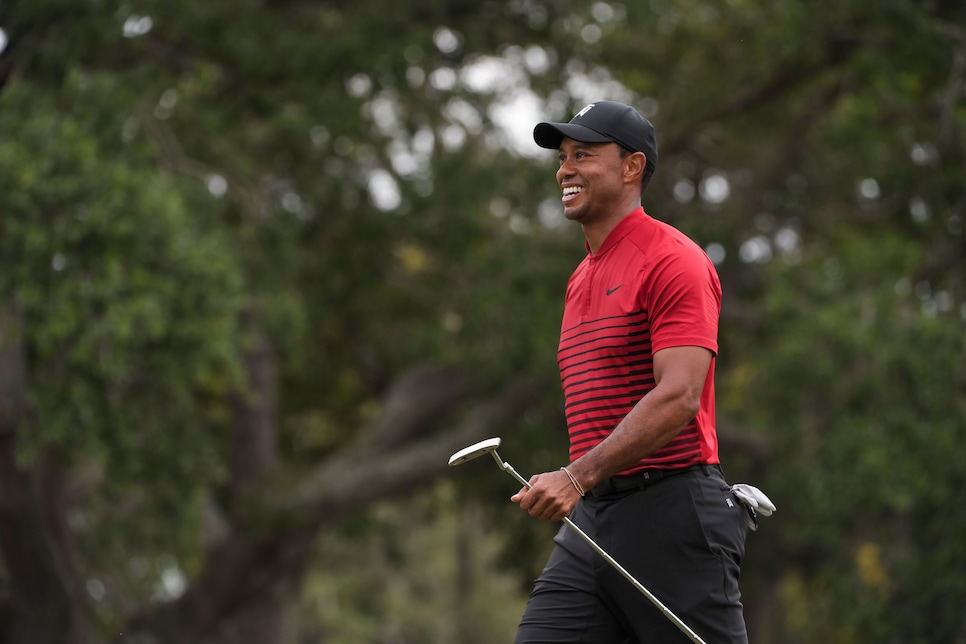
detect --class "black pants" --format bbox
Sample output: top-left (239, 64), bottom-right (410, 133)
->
top-left (515, 466), bottom-right (748, 643)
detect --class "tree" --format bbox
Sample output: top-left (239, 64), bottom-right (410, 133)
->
top-left (0, 0), bottom-right (963, 641)
top-left (0, 1), bottom-right (568, 641)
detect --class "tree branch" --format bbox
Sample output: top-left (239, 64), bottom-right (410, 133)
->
top-left (286, 374), bottom-right (538, 523)
top-left (661, 37), bottom-right (859, 156)
top-left (123, 371), bottom-right (540, 642)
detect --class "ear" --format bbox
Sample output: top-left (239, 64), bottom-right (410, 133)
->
top-left (622, 151), bottom-right (646, 186)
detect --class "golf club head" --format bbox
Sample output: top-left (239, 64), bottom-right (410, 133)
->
top-left (448, 437), bottom-right (502, 466)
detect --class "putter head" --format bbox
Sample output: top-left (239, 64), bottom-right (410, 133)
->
top-left (448, 437), bottom-right (502, 467)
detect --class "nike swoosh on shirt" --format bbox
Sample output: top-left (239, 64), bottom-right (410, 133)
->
top-left (606, 285), bottom-right (623, 296)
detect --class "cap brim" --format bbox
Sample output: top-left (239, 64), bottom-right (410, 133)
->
top-left (533, 122), bottom-right (614, 150)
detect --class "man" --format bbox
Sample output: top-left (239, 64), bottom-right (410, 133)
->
top-left (511, 101), bottom-right (749, 643)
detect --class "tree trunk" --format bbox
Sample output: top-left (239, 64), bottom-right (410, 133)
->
top-left (0, 304), bottom-right (84, 644)
top-left (221, 322), bottom-right (289, 644)
top-left (229, 326), bottom-right (277, 492)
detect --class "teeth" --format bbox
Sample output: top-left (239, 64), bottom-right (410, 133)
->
top-left (563, 186), bottom-right (582, 196)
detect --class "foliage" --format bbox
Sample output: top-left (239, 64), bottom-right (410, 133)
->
top-left (0, 0), bottom-right (964, 641)
top-left (0, 72), bottom-right (244, 555)
top-left (300, 487), bottom-right (527, 643)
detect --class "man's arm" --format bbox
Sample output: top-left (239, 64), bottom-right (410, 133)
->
top-left (511, 345), bottom-right (713, 522)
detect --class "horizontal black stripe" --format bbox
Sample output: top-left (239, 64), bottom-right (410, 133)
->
top-left (562, 367), bottom-right (654, 393)
top-left (564, 389), bottom-right (648, 417)
top-left (560, 310), bottom-right (649, 339)
top-left (566, 413), bottom-right (627, 432)
top-left (563, 383), bottom-right (650, 403)
top-left (563, 363), bottom-right (653, 383)
top-left (568, 430), bottom-right (702, 465)
top-left (560, 348), bottom-right (651, 374)
top-left (560, 335), bottom-right (650, 364)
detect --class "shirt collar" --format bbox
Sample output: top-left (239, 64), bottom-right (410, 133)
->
top-left (585, 207), bottom-right (647, 257)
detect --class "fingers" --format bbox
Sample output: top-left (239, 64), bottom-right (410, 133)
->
top-left (510, 475), bottom-right (538, 506)
top-left (510, 471), bottom-right (577, 521)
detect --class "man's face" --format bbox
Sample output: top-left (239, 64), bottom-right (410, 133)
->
top-left (555, 138), bottom-right (628, 225)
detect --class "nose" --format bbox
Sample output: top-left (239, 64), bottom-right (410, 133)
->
top-left (556, 158), bottom-right (574, 184)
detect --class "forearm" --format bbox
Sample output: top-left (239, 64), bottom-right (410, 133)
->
top-left (568, 382), bottom-right (700, 490)
top-left (515, 346), bottom-right (713, 520)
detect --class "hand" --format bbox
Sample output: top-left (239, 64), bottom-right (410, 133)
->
top-left (510, 469), bottom-right (581, 522)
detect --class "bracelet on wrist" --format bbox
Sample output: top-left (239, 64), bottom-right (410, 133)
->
top-left (560, 466), bottom-right (586, 497)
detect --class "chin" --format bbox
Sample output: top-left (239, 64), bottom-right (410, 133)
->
top-left (563, 206), bottom-right (585, 222)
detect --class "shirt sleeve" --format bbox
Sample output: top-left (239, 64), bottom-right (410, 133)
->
top-left (644, 242), bottom-right (721, 355)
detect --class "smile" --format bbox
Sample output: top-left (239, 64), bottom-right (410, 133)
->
top-left (562, 185), bottom-right (583, 203)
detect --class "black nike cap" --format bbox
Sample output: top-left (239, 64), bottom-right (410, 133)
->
top-left (533, 101), bottom-right (658, 177)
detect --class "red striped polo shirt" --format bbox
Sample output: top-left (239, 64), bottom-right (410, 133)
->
top-left (558, 207), bottom-right (721, 474)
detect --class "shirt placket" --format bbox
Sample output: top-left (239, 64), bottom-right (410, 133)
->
top-left (582, 255), bottom-right (597, 321)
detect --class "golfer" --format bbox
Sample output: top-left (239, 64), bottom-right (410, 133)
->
top-left (511, 101), bottom-right (749, 643)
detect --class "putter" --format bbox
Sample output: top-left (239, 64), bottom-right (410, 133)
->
top-left (448, 437), bottom-right (708, 644)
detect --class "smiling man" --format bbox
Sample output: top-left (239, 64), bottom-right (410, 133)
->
top-left (511, 101), bottom-right (750, 643)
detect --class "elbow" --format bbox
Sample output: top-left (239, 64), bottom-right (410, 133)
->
top-left (669, 385), bottom-right (703, 425)
top-left (680, 396), bottom-right (702, 424)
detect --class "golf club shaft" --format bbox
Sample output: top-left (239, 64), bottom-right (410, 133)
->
top-left (498, 456), bottom-right (708, 644)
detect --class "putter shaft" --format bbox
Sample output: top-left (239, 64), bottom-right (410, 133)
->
top-left (449, 439), bottom-right (707, 644)
top-left (491, 450), bottom-right (706, 644)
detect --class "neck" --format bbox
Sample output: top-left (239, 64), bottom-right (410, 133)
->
top-left (583, 201), bottom-right (641, 254)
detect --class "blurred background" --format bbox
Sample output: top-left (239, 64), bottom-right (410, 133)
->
top-left (0, 0), bottom-right (964, 642)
